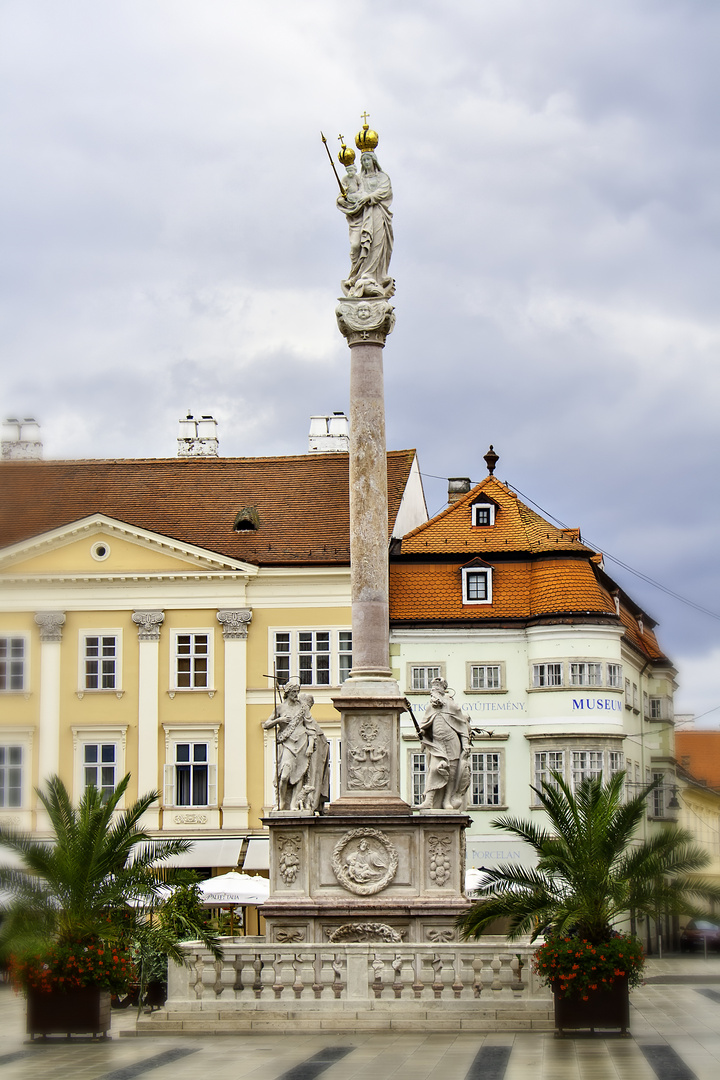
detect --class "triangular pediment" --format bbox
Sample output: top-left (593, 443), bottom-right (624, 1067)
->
top-left (0, 515), bottom-right (258, 577)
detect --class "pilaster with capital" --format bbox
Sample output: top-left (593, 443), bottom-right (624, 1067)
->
top-left (35, 613), bottom-right (65, 802)
top-left (218, 609), bottom-right (252, 828)
top-left (133, 610), bottom-right (164, 828)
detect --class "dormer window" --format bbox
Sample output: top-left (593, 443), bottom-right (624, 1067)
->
top-left (461, 559), bottom-right (493, 605)
top-left (471, 498), bottom-right (496, 527)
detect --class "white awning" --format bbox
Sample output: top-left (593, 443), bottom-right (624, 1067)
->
top-left (140, 838), bottom-right (243, 868)
top-left (242, 836), bottom-right (270, 871)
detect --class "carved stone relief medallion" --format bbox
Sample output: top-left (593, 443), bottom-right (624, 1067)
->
top-left (347, 718), bottom-right (390, 790)
top-left (277, 833), bottom-right (302, 886)
top-left (427, 834), bottom-right (452, 887)
top-left (332, 828), bottom-right (398, 896)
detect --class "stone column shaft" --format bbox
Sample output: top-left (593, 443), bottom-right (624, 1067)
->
top-left (349, 342), bottom-right (392, 679)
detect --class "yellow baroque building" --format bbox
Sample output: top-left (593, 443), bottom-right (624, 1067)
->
top-left (0, 450), bottom-right (426, 876)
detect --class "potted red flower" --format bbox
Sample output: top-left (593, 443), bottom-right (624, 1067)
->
top-left (533, 933), bottom-right (644, 1035)
top-left (0, 775), bottom-right (220, 1038)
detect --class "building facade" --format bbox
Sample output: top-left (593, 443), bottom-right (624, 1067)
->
top-left (0, 446), bottom-right (426, 879)
top-left (389, 457), bottom-right (679, 902)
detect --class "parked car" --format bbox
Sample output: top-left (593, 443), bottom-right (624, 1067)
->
top-left (679, 920), bottom-right (720, 953)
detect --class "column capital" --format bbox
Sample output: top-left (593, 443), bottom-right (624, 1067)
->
top-left (34, 611), bottom-right (65, 642)
top-left (336, 298), bottom-right (395, 346)
top-left (132, 610), bottom-right (165, 641)
top-left (217, 608), bottom-right (252, 640)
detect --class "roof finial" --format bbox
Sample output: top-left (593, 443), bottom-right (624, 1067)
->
top-left (484, 444), bottom-right (499, 475)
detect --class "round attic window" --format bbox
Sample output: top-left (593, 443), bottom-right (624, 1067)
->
top-left (91, 541), bottom-right (110, 561)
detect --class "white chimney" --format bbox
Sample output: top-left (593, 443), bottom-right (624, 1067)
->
top-left (308, 412), bottom-right (349, 453)
top-left (2, 417), bottom-right (43, 460)
top-left (177, 413), bottom-right (219, 457)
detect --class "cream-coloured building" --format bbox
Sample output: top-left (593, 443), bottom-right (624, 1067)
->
top-left (389, 456), bottom-right (680, 940)
top-left (0, 433), bottom-right (426, 882)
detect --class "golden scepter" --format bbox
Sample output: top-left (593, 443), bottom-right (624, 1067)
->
top-left (320, 131), bottom-right (346, 197)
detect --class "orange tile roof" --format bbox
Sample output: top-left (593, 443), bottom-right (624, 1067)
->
top-left (616, 605), bottom-right (666, 661)
top-left (675, 732), bottom-right (720, 792)
top-left (0, 451), bottom-right (416, 566)
top-left (400, 476), bottom-right (594, 556)
top-left (391, 475), bottom-right (669, 663)
top-left (390, 558), bottom-right (615, 622)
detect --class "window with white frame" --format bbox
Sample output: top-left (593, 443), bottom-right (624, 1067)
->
top-left (570, 662), bottom-right (603, 687)
top-left (83, 743), bottom-right (116, 801)
top-left (163, 726), bottom-right (218, 808)
top-left (572, 750), bottom-right (604, 789)
top-left (643, 691), bottom-right (649, 717)
top-left (652, 772), bottom-right (666, 817)
top-left (649, 697), bottom-right (663, 719)
top-left (0, 637), bottom-right (26, 692)
top-left (462, 567), bottom-right (492, 605)
top-left (72, 727), bottom-right (127, 806)
top-left (82, 634), bottom-right (119, 690)
top-left (534, 751), bottom-right (565, 802)
top-left (632, 683), bottom-right (639, 710)
top-left (338, 632), bottom-right (353, 683)
top-left (467, 664), bottom-right (503, 691)
top-left (173, 632), bottom-right (210, 690)
top-left (411, 752), bottom-right (426, 806)
top-left (272, 630), bottom-right (351, 686)
top-left (472, 503), bottom-right (496, 527)
top-left (625, 678), bottom-right (631, 705)
top-left (470, 752), bottom-right (501, 806)
top-left (0, 745), bottom-right (23, 807)
top-left (607, 663), bottom-right (623, 689)
top-left (608, 751), bottom-right (625, 777)
top-left (532, 662), bottom-right (563, 688)
top-left (407, 664), bottom-right (444, 692)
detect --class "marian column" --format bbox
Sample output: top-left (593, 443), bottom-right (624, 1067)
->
top-left (261, 121), bottom-right (469, 944)
top-left (329, 121), bottom-right (408, 813)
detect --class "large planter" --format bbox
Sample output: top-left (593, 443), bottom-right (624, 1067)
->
top-left (553, 977), bottom-right (630, 1036)
top-left (27, 986), bottom-right (112, 1039)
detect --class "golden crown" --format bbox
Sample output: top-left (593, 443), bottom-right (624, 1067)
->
top-left (355, 111), bottom-right (379, 153)
top-left (337, 135), bottom-right (356, 167)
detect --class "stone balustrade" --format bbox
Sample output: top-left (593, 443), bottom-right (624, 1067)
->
top-left (167, 937), bottom-right (547, 1007)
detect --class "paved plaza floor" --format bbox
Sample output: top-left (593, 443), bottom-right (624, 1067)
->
top-left (1, 958), bottom-right (720, 1080)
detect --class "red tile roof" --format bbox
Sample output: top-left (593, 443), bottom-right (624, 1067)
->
top-left (0, 452), bottom-right (416, 566)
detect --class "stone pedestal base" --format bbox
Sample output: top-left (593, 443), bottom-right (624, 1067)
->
top-left (262, 810), bottom-right (470, 945)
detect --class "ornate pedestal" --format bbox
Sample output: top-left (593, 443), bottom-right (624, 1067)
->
top-left (262, 809), bottom-right (470, 944)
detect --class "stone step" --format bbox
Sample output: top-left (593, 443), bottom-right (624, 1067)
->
top-left (134, 1001), bottom-right (555, 1036)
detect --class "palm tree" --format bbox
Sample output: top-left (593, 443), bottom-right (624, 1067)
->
top-left (0, 774), bottom-right (220, 963)
top-left (458, 771), bottom-right (720, 944)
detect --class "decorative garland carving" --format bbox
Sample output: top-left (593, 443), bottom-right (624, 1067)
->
top-left (328, 923), bottom-right (402, 944)
top-left (331, 827), bottom-right (398, 896)
top-left (427, 834), bottom-right (452, 887)
top-left (426, 928), bottom-right (456, 943)
top-left (275, 927), bottom-right (306, 943)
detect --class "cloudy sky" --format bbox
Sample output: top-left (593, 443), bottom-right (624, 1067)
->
top-left (2, 1), bottom-right (719, 721)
